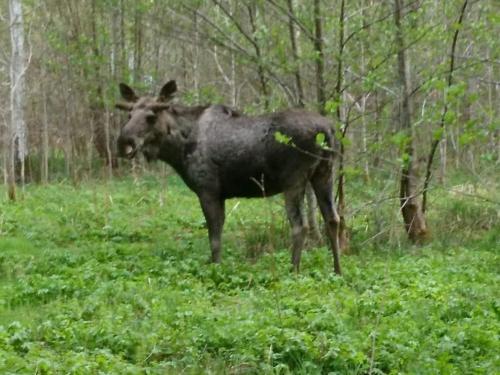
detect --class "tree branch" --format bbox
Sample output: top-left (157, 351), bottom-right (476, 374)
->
top-left (265, 0), bottom-right (315, 41)
top-left (423, 0), bottom-right (469, 212)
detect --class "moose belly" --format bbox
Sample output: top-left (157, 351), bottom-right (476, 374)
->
top-left (219, 162), bottom-right (310, 199)
top-left (220, 172), bottom-right (284, 198)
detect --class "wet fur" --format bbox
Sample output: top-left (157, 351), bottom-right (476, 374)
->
top-left (117, 82), bottom-right (342, 274)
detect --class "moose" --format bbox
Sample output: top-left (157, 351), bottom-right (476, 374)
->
top-left (116, 81), bottom-right (342, 274)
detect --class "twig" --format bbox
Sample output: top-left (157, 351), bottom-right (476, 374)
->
top-left (423, 0), bottom-right (469, 212)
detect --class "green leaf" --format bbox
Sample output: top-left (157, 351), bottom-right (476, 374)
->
top-left (315, 132), bottom-right (325, 146)
top-left (459, 132), bottom-right (476, 145)
top-left (446, 83), bottom-right (466, 101)
top-left (444, 110), bottom-right (457, 125)
top-left (274, 131), bottom-right (293, 145)
top-left (315, 132), bottom-right (333, 151)
top-left (433, 128), bottom-right (444, 141)
top-left (325, 100), bottom-right (340, 115)
top-left (468, 92), bottom-right (479, 103)
top-left (434, 79), bottom-right (447, 91)
top-left (340, 136), bottom-right (352, 147)
top-left (390, 131), bottom-right (410, 148)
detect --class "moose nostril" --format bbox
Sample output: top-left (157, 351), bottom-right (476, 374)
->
top-left (118, 136), bottom-right (136, 158)
top-left (124, 144), bottom-right (134, 156)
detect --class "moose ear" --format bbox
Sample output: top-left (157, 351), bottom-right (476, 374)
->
top-left (119, 83), bottom-right (138, 102)
top-left (158, 80), bottom-right (177, 102)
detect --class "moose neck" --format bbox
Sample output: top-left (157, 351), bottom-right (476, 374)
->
top-left (157, 107), bottom-right (203, 176)
top-left (158, 130), bottom-right (189, 174)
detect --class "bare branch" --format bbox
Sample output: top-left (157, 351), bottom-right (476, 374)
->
top-left (423, 0), bottom-right (470, 212)
top-left (211, 0), bottom-right (258, 51)
top-left (265, 0), bottom-right (315, 41)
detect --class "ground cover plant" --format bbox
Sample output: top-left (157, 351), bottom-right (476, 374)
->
top-left (0, 172), bottom-right (498, 374)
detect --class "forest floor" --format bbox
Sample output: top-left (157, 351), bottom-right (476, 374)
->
top-left (0, 172), bottom-right (498, 374)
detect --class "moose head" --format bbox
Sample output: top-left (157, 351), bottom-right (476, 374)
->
top-left (115, 80), bottom-right (177, 161)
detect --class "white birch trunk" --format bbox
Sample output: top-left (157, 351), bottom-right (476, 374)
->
top-left (9, 0), bottom-right (27, 195)
top-left (193, 12), bottom-right (200, 98)
top-left (42, 80), bottom-right (49, 184)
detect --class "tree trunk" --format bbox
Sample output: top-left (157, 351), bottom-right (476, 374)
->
top-left (104, 109), bottom-right (113, 180)
top-left (286, 0), bottom-right (304, 107)
top-left (312, 0), bottom-right (330, 246)
top-left (247, 4), bottom-right (270, 110)
top-left (394, 0), bottom-right (428, 242)
top-left (120, 0), bottom-right (126, 76)
top-left (360, 0), bottom-right (370, 183)
top-left (91, 0), bottom-right (116, 170)
top-left (111, 2), bottom-right (119, 80)
top-left (133, 5), bottom-right (143, 84)
top-left (287, 0), bottom-right (320, 241)
top-left (1, 107), bottom-right (6, 185)
top-left (193, 12), bottom-right (200, 97)
top-left (8, 0), bottom-right (28, 200)
top-left (313, 0), bottom-right (326, 114)
top-left (334, 0), bottom-right (350, 251)
top-left (41, 77), bottom-right (49, 184)
top-left (439, 127), bottom-right (447, 184)
top-left (230, 48), bottom-right (237, 107)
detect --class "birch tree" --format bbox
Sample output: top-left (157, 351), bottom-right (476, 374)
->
top-left (7, 0), bottom-right (28, 200)
top-left (394, 0), bottom-right (428, 242)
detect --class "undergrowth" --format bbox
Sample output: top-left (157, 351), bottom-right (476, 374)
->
top-left (0, 172), bottom-right (498, 374)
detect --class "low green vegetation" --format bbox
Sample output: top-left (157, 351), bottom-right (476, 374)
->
top-left (0, 173), bottom-right (498, 374)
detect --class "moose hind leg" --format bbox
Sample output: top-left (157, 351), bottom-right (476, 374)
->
top-left (284, 187), bottom-right (306, 272)
top-left (311, 168), bottom-right (342, 275)
top-left (199, 195), bottom-right (225, 263)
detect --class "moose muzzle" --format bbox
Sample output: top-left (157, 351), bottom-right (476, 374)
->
top-left (117, 135), bottom-right (139, 159)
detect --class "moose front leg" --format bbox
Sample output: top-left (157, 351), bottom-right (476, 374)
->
top-left (199, 195), bottom-right (225, 263)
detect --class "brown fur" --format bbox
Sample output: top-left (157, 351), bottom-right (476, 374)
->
top-left (116, 81), bottom-right (342, 274)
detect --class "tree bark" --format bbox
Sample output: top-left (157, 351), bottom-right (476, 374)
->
top-left (286, 0), bottom-right (304, 107)
top-left (334, 0), bottom-right (350, 252)
top-left (111, 2), bottom-right (119, 80)
top-left (8, 0), bottom-right (28, 200)
top-left (91, 0), bottom-right (117, 170)
top-left (133, 4), bottom-right (143, 84)
top-left (286, 0), bottom-right (320, 241)
top-left (360, 0), bottom-right (370, 183)
top-left (313, 0), bottom-right (326, 114)
top-left (394, 0), bottom-right (428, 242)
top-left (193, 12), bottom-right (200, 97)
top-left (247, 4), bottom-right (270, 110)
top-left (120, 0), bottom-right (126, 75)
top-left (41, 75), bottom-right (49, 184)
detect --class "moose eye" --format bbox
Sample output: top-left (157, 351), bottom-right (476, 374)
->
top-left (146, 114), bottom-right (157, 125)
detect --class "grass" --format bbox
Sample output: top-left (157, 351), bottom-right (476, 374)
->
top-left (0, 172), bottom-right (498, 374)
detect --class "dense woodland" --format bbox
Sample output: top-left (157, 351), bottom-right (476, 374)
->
top-left (2, 0), bottom-right (499, 238)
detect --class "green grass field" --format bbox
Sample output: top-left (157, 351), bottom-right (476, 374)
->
top-left (0, 173), bottom-right (498, 374)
